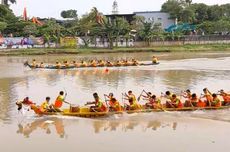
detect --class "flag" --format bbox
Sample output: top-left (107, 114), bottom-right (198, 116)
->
top-left (23, 7), bottom-right (28, 21)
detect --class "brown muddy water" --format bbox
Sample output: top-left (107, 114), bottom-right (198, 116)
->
top-left (0, 52), bottom-right (230, 152)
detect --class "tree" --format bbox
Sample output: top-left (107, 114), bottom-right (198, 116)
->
top-left (185, 0), bottom-right (192, 6)
top-left (113, 17), bottom-right (130, 47)
top-left (1, 0), bottom-right (16, 6)
top-left (139, 22), bottom-right (154, 46)
top-left (39, 20), bottom-right (62, 47)
top-left (181, 7), bottom-right (195, 23)
top-left (0, 21), bottom-right (7, 32)
top-left (61, 9), bottom-right (78, 19)
top-left (207, 5), bottom-right (224, 21)
top-left (161, 0), bottom-right (184, 20)
top-left (0, 4), bottom-right (17, 23)
top-left (23, 24), bottom-right (38, 37)
top-left (191, 3), bottom-right (209, 23)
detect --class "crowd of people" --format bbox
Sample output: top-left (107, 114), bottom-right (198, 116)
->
top-left (17, 88), bottom-right (230, 114)
top-left (27, 56), bottom-right (159, 68)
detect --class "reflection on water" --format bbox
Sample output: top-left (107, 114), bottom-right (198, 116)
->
top-left (17, 117), bottom-right (65, 138)
top-left (16, 114), bottom-right (180, 138)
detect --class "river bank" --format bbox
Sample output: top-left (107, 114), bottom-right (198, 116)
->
top-left (0, 44), bottom-right (230, 56)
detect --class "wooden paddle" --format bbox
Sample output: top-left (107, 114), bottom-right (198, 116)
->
top-left (137, 90), bottom-right (145, 101)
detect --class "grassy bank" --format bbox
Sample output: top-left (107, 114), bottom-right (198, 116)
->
top-left (0, 44), bottom-right (230, 56)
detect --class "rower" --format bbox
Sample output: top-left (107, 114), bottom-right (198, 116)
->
top-left (219, 90), bottom-right (230, 106)
top-left (125, 97), bottom-right (141, 110)
top-left (98, 60), bottom-right (105, 66)
top-left (106, 61), bottom-right (113, 67)
top-left (152, 56), bottom-right (159, 64)
top-left (39, 62), bottom-right (45, 68)
top-left (125, 91), bottom-right (141, 110)
top-left (183, 89), bottom-right (193, 107)
top-left (64, 61), bottom-right (69, 67)
top-left (163, 91), bottom-right (173, 102)
top-left (126, 91), bottom-right (137, 102)
top-left (56, 62), bottom-right (61, 68)
top-left (145, 95), bottom-right (161, 109)
top-left (53, 91), bottom-right (66, 111)
top-left (202, 88), bottom-right (213, 106)
top-left (196, 94), bottom-right (206, 108)
top-left (72, 61), bottom-right (79, 67)
top-left (166, 94), bottom-right (183, 108)
top-left (81, 60), bottom-right (87, 67)
top-left (32, 59), bottom-right (37, 67)
top-left (189, 93), bottom-right (206, 107)
top-left (115, 60), bottom-right (122, 66)
top-left (22, 97), bottom-right (35, 105)
top-left (40, 97), bottom-right (52, 112)
top-left (85, 93), bottom-right (107, 112)
top-left (109, 98), bottom-right (123, 112)
top-left (131, 59), bottom-right (139, 65)
top-left (16, 97), bottom-right (35, 111)
top-left (90, 60), bottom-right (97, 67)
top-left (211, 94), bottom-right (221, 107)
top-left (141, 92), bottom-right (152, 101)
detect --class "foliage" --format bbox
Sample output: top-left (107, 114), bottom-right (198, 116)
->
top-left (61, 9), bottom-right (78, 19)
top-left (23, 24), bottom-right (38, 36)
top-left (0, 21), bottom-right (7, 32)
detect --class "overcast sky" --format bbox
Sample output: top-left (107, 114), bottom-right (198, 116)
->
top-left (11, 0), bottom-right (230, 19)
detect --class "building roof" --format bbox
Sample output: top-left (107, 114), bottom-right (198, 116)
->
top-left (134, 11), bottom-right (167, 14)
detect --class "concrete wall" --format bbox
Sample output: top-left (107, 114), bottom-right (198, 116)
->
top-left (134, 11), bottom-right (175, 29)
top-left (134, 40), bottom-right (230, 47)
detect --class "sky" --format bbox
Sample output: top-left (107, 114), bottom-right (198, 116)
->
top-left (10, 0), bottom-right (230, 19)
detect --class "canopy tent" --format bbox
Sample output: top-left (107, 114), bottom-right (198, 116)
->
top-left (165, 23), bottom-right (196, 32)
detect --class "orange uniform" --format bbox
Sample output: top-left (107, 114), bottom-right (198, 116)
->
top-left (54, 95), bottom-right (64, 108)
top-left (196, 99), bottom-right (206, 107)
top-left (212, 97), bottom-right (221, 107)
top-left (96, 99), bottom-right (107, 112)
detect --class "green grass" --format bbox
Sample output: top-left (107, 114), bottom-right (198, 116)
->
top-left (1, 44), bottom-right (230, 56)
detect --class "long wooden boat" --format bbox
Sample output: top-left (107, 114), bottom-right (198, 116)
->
top-left (24, 61), bottom-right (160, 70)
top-left (30, 105), bottom-right (230, 118)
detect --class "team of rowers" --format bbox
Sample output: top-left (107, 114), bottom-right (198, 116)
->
top-left (28, 56), bottom-right (159, 68)
top-left (17, 88), bottom-right (230, 113)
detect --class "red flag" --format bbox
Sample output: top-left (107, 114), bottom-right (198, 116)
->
top-left (23, 7), bottom-right (28, 21)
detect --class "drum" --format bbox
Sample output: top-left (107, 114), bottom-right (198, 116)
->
top-left (70, 105), bottom-right (80, 113)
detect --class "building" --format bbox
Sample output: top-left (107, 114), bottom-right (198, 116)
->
top-left (105, 14), bottom-right (136, 24)
top-left (134, 11), bottom-right (176, 29)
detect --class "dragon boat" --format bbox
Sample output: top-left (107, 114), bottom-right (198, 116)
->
top-left (29, 104), bottom-right (230, 118)
top-left (24, 61), bottom-right (160, 70)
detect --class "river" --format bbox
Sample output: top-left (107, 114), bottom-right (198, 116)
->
top-left (0, 52), bottom-right (230, 152)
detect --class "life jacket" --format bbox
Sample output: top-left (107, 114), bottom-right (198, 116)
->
top-left (96, 99), bottom-right (107, 112)
top-left (130, 102), bottom-right (142, 110)
top-left (65, 63), bottom-right (69, 67)
top-left (152, 58), bottom-right (158, 63)
top-left (32, 61), bottom-right (36, 67)
top-left (54, 95), bottom-right (64, 108)
top-left (22, 99), bottom-right (34, 105)
top-left (205, 93), bottom-right (213, 102)
top-left (173, 98), bottom-right (183, 108)
top-left (56, 63), bottom-right (61, 68)
top-left (40, 101), bottom-right (49, 112)
top-left (212, 97), bottom-right (221, 107)
top-left (223, 95), bottom-right (230, 102)
top-left (197, 100), bottom-right (206, 107)
top-left (110, 100), bottom-right (122, 111)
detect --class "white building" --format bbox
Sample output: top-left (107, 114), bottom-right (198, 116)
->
top-left (134, 11), bottom-right (176, 29)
